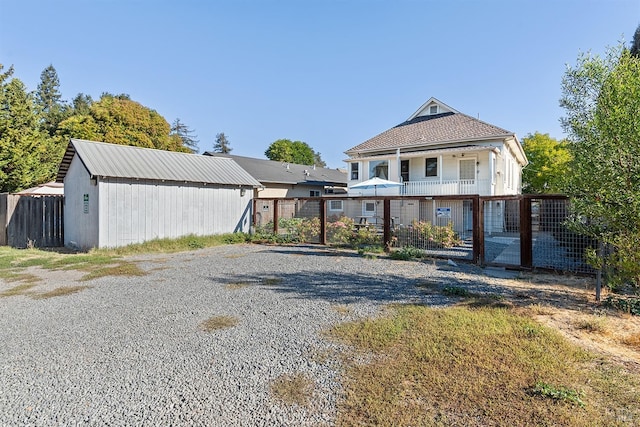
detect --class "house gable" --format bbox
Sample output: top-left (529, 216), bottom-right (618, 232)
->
top-left (407, 97), bottom-right (460, 120)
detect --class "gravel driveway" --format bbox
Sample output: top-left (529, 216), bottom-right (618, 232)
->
top-left (0, 244), bottom-right (509, 426)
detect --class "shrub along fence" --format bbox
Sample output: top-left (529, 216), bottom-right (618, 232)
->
top-left (253, 195), bottom-right (594, 275)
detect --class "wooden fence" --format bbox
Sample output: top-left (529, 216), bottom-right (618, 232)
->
top-left (0, 194), bottom-right (64, 248)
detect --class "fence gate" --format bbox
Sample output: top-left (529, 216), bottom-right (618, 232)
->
top-left (3, 195), bottom-right (64, 248)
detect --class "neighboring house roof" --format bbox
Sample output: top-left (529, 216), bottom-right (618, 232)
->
top-left (345, 97), bottom-right (517, 157)
top-left (203, 152), bottom-right (347, 187)
top-left (15, 181), bottom-right (64, 196)
top-left (56, 139), bottom-right (262, 188)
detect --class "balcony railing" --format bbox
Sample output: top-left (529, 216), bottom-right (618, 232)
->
top-left (403, 179), bottom-right (492, 196)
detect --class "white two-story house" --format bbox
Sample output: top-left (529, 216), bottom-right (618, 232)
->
top-left (344, 98), bottom-right (528, 235)
top-left (345, 98), bottom-right (527, 197)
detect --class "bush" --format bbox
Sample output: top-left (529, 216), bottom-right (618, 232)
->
top-left (327, 216), bottom-right (355, 245)
top-left (390, 246), bottom-right (425, 260)
top-left (397, 220), bottom-right (463, 249)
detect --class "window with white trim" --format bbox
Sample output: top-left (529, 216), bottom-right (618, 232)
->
top-left (425, 157), bottom-right (438, 177)
top-left (369, 160), bottom-right (389, 179)
top-left (429, 105), bottom-right (438, 115)
top-left (310, 190), bottom-right (320, 197)
top-left (350, 163), bottom-right (359, 180)
top-left (329, 200), bottom-right (343, 211)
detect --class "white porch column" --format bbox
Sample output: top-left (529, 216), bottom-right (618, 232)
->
top-left (438, 154), bottom-right (443, 184)
top-left (396, 148), bottom-right (401, 182)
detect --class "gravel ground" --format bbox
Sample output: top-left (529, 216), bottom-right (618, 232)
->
top-left (0, 244), bottom-right (506, 426)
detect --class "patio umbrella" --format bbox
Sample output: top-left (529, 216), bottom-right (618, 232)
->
top-left (349, 177), bottom-right (403, 196)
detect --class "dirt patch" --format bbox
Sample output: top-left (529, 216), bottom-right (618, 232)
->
top-left (505, 273), bottom-right (640, 372)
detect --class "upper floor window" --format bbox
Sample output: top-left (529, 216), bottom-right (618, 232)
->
top-left (369, 160), bottom-right (389, 179)
top-left (310, 190), bottom-right (320, 197)
top-left (350, 162), bottom-right (359, 180)
top-left (429, 105), bottom-right (438, 115)
top-left (425, 157), bottom-right (438, 177)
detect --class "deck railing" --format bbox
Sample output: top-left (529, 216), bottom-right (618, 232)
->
top-left (403, 179), bottom-right (492, 196)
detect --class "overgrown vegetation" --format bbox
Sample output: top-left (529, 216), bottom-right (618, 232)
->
top-left (329, 304), bottom-right (640, 426)
top-left (561, 42), bottom-right (640, 293)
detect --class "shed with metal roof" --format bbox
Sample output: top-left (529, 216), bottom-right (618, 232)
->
top-left (57, 139), bottom-right (261, 249)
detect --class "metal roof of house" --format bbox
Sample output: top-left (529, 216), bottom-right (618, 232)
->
top-left (203, 153), bottom-right (347, 187)
top-left (345, 112), bottom-right (515, 155)
top-left (56, 139), bottom-right (262, 187)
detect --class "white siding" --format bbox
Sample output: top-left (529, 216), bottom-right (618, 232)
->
top-left (96, 178), bottom-right (252, 248)
top-left (63, 156), bottom-right (99, 249)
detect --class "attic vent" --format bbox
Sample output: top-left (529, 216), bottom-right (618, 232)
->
top-left (429, 105), bottom-right (438, 115)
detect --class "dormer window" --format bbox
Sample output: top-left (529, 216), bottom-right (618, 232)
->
top-left (429, 105), bottom-right (438, 115)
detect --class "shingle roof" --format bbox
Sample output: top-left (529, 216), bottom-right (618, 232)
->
top-left (56, 139), bottom-right (262, 187)
top-left (345, 112), bottom-right (514, 154)
top-left (203, 153), bottom-right (347, 187)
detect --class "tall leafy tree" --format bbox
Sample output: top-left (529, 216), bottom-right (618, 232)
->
top-left (521, 132), bottom-right (571, 194)
top-left (57, 94), bottom-right (188, 152)
top-left (213, 132), bottom-right (232, 153)
top-left (560, 44), bottom-right (640, 288)
top-left (0, 65), bottom-right (54, 192)
top-left (265, 139), bottom-right (325, 166)
top-left (170, 118), bottom-right (199, 153)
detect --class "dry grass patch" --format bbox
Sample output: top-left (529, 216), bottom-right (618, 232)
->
top-left (621, 333), bottom-right (640, 351)
top-left (262, 277), bottom-right (283, 286)
top-left (329, 304), bottom-right (640, 426)
top-left (527, 302), bottom-right (558, 316)
top-left (573, 316), bottom-right (610, 334)
top-left (270, 372), bottom-right (314, 407)
top-left (333, 304), bottom-right (351, 315)
top-left (31, 285), bottom-right (90, 300)
top-left (79, 262), bottom-right (146, 281)
top-left (225, 282), bottom-right (250, 290)
top-left (0, 283), bottom-right (38, 297)
top-left (199, 315), bottom-right (239, 332)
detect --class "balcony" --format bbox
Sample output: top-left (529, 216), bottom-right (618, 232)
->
top-left (403, 179), bottom-right (492, 196)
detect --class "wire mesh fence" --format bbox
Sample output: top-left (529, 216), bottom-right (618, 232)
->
top-left (530, 198), bottom-right (595, 274)
top-left (252, 195), bottom-right (595, 274)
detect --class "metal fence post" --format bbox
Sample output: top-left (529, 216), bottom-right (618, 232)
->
top-left (520, 196), bottom-right (533, 269)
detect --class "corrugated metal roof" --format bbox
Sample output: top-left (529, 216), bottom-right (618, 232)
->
top-left (203, 153), bottom-right (347, 186)
top-left (56, 139), bottom-right (262, 187)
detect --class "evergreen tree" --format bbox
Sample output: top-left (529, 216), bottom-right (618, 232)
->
top-left (631, 24), bottom-right (640, 57)
top-left (71, 93), bottom-right (93, 115)
top-left (0, 66), bottom-right (53, 192)
top-left (213, 132), bottom-right (232, 153)
top-left (35, 64), bottom-right (67, 136)
top-left (170, 118), bottom-right (199, 153)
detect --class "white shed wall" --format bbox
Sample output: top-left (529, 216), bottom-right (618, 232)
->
top-left (97, 178), bottom-right (252, 248)
top-left (63, 156), bottom-right (100, 249)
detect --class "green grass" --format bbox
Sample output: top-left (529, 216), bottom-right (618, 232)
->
top-left (0, 233), bottom-right (251, 284)
top-left (329, 304), bottom-right (640, 426)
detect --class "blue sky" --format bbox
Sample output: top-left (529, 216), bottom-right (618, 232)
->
top-left (1, 0), bottom-right (638, 168)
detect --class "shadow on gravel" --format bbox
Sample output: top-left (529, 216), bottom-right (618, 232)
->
top-left (216, 270), bottom-right (428, 305)
top-left (255, 246), bottom-right (362, 258)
